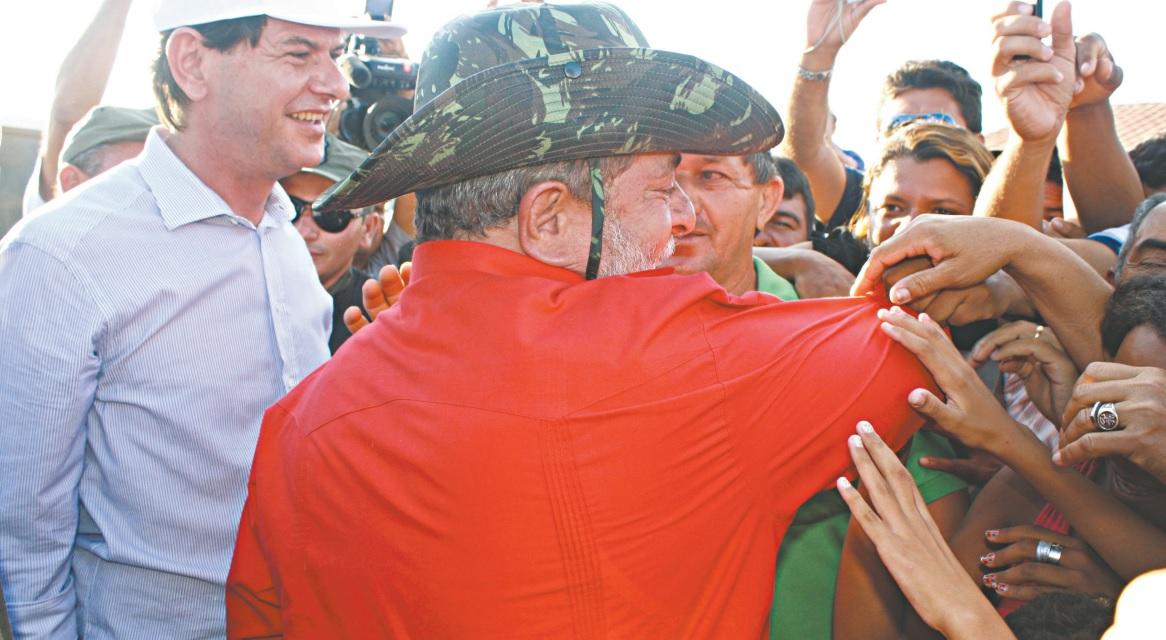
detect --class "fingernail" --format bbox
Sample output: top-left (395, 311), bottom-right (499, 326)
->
top-left (836, 476), bottom-right (851, 490)
top-left (982, 573), bottom-right (998, 588)
top-left (1054, 70), bottom-right (1065, 83)
top-left (908, 389), bottom-right (926, 406)
top-left (980, 552), bottom-right (995, 565)
top-left (1038, 22), bottom-right (1051, 36)
top-left (1018, 3), bottom-right (1033, 14)
top-left (891, 288), bottom-right (909, 304)
top-left (876, 308), bottom-right (888, 319)
top-left (919, 312), bottom-right (932, 324)
top-left (986, 529), bottom-right (999, 539)
top-left (1081, 62), bottom-right (1093, 74)
top-left (996, 583), bottom-right (1009, 594)
top-left (849, 434), bottom-right (864, 449)
top-left (857, 421), bottom-right (875, 435)
top-left (1051, 451), bottom-right (1063, 465)
top-left (1042, 46), bottom-right (1054, 59)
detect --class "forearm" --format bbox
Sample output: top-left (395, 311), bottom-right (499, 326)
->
top-left (973, 136), bottom-right (1054, 230)
top-left (781, 49), bottom-right (847, 224)
top-left (1003, 227), bottom-right (1109, 367)
top-left (996, 426), bottom-right (1166, 579)
top-left (41, 0), bottom-right (134, 197)
top-left (1061, 101), bottom-right (1143, 233)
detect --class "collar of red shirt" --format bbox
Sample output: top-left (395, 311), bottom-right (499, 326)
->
top-left (409, 239), bottom-right (678, 284)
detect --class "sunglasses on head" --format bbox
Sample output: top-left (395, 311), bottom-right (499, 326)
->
top-left (884, 112), bottom-right (958, 136)
top-left (287, 195), bottom-right (362, 233)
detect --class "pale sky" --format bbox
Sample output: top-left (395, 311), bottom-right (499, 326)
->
top-left (1, 0), bottom-right (1163, 160)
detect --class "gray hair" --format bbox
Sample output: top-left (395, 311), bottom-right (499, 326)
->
top-left (415, 157), bottom-right (630, 243)
top-left (1115, 192), bottom-right (1166, 281)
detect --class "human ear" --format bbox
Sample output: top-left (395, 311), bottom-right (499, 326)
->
top-left (58, 164), bottom-right (90, 193)
top-left (517, 181), bottom-right (585, 268)
top-left (166, 28), bottom-right (211, 103)
top-left (756, 176), bottom-right (785, 231)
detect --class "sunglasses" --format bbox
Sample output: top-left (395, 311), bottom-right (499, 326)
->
top-left (884, 112), bottom-right (958, 136)
top-left (288, 195), bottom-right (363, 233)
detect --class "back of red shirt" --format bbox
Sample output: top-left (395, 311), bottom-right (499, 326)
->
top-left (227, 242), bottom-right (934, 639)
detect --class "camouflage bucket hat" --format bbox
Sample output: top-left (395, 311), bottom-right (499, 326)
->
top-left (316, 1), bottom-right (784, 212)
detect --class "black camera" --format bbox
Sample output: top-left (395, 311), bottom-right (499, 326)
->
top-left (336, 1), bottom-right (417, 151)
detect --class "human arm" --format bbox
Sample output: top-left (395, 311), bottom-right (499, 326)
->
top-left (780, 0), bottom-right (885, 225)
top-left (973, 2), bottom-right (1075, 230)
top-left (1059, 34), bottom-right (1143, 233)
top-left (752, 246), bottom-right (854, 298)
top-left (878, 308), bottom-right (1166, 579)
top-left (0, 242), bottom-right (102, 638)
top-left (1057, 363), bottom-right (1166, 483)
top-left (35, 0), bottom-right (134, 203)
top-left (852, 215), bottom-right (1111, 369)
top-left (838, 424), bottom-right (1017, 639)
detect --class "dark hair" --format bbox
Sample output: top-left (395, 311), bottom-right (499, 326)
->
top-left (1130, 133), bottom-right (1166, 190)
top-left (1047, 147), bottom-right (1063, 186)
top-left (152, 16), bottom-right (268, 131)
top-left (1004, 592), bottom-right (1114, 640)
top-left (743, 151), bottom-right (778, 185)
top-left (1100, 274), bottom-right (1166, 357)
top-left (774, 156), bottom-right (816, 223)
top-left (882, 60), bottom-right (983, 134)
top-left (1114, 192), bottom-right (1166, 281)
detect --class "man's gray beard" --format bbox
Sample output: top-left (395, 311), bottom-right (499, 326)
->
top-left (597, 213), bottom-right (676, 277)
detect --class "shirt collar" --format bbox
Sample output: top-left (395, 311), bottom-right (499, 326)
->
top-left (410, 241), bottom-right (587, 284)
top-left (135, 128), bottom-right (293, 230)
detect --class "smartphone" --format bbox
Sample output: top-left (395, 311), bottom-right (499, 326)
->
top-left (1033, 0), bottom-right (1043, 18)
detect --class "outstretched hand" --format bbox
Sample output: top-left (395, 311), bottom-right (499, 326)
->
top-left (991, 1), bottom-right (1077, 142)
top-left (804, 0), bottom-right (886, 55)
top-left (838, 423), bottom-right (1016, 639)
top-left (343, 262), bottom-right (412, 334)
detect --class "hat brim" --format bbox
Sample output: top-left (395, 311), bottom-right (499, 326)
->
top-left (316, 48), bottom-right (783, 211)
top-left (266, 13), bottom-right (405, 38)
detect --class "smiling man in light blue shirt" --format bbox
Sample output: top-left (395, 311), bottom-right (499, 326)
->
top-left (0, 2), bottom-right (404, 637)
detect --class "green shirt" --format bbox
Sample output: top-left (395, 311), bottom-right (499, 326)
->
top-left (769, 430), bottom-right (967, 639)
top-left (753, 256), bottom-right (799, 301)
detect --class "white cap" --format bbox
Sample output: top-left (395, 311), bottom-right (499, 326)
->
top-left (154, 0), bottom-right (406, 38)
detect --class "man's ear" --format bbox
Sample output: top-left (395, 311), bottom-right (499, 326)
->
top-left (360, 210), bottom-right (384, 251)
top-left (58, 164), bottom-right (90, 193)
top-left (166, 28), bottom-right (212, 104)
top-left (516, 180), bottom-right (584, 267)
top-left (756, 176), bottom-right (784, 231)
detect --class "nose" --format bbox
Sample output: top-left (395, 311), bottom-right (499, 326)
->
top-left (318, 56), bottom-right (352, 102)
top-left (295, 213), bottom-right (318, 240)
top-left (670, 182), bottom-right (696, 237)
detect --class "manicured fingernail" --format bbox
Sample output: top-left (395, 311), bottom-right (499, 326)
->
top-left (877, 308), bottom-right (888, 319)
top-left (986, 529), bottom-right (1000, 539)
top-left (1054, 70), bottom-right (1065, 83)
top-left (836, 476), bottom-right (851, 490)
top-left (849, 434), bottom-right (864, 449)
top-left (996, 583), bottom-right (1009, 594)
top-left (891, 288), bottom-right (909, 304)
top-left (1041, 45), bottom-right (1053, 59)
top-left (1081, 61), bottom-right (1093, 73)
top-left (980, 553), bottom-right (995, 565)
top-left (857, 421), bottom-right (875, 435)
top-left (908, 389), bottom-right (927, 406)
top-left (982, 573), bottom-right (998, 588)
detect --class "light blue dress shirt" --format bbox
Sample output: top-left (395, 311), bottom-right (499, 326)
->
top-left (0, 129), bottom-right (332, 639)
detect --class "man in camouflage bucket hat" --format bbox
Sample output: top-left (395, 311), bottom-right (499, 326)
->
top-left (227, 3), bottom-right (936, 637)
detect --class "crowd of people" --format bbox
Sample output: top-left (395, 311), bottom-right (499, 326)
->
top-left (0, 0), bottom-right (1163, 638)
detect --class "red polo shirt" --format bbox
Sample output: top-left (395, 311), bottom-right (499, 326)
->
top-left (227, 241), bottom-right (934, 639)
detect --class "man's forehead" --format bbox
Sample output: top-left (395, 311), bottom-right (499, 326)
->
top-left (262, 18), bottom-right (347, 48)
top-left (1133, 204), bottom-right (1166, 246)
top-left (679, 154), bottom-right (748, 170)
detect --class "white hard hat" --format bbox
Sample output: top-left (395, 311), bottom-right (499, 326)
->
top-left (154, 0), bottom-right (406, 38)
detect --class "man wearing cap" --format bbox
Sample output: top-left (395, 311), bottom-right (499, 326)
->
top-left (227, 4), bottom-right (935, 637)
top-left (282, 135), bottom-right (378, 353)
top-left (55, 106), bottom-right (157, 198)
top-left (0, 1), bottom-right (402, 637)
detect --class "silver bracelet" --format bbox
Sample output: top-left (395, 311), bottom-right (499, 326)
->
top-left (797, 66), bottom-right (833, 82)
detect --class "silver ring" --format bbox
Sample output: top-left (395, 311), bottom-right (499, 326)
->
top-left (1090, 401), bottom-right (1121, 431)
top-left (1036, 540), bottom-right (1064, 565)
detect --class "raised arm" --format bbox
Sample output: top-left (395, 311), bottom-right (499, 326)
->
top-left (1059, 34), bottom-right (1143, 233)
top-left (33, 0), bottom-right (134, 206)
top-left (780, 0), bottom-right (885, 225)
top-left (973, 2), bottom-right (1075, 229)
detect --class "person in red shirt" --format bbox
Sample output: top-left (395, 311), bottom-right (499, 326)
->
top-left (226, 3), bottom-right (936, 637)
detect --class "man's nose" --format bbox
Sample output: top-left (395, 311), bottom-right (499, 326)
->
top-left (670, 183), bottom-right (696, 236)
top-left (319, 57), bottom-right (352, 102)
top-left (295, 216), bottom-right (318, 240)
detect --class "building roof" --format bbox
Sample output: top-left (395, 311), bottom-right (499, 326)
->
top-left (984, 102), bottom-right (1166, 152)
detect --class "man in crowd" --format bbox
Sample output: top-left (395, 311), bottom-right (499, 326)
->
top-left (754, 157), bottom-right (816, 248)
top-left (0, 1), bottom-right (402, 636)
top-left (1130, 134), bottom-right (1166, 197)
top-left (226, 3), bottom-right (938, 637)
top-left (666, 151), bottom-right (798, 299)
top-left (53, 106), bottom-right (156, 196)
top-left (282, 135), bottom-right (377, 353)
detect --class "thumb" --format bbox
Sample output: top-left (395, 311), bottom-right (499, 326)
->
top-left (1050, 2), bottom-right (1075, 61)
top-left (907, 388), bottom-right (959, 427)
